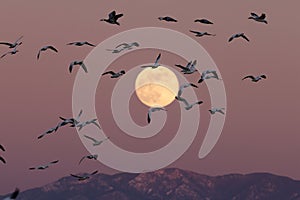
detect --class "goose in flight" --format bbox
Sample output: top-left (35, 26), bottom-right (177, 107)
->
top-left (158, 16), bottom-right (177, 22)
top-left (102, 70), bottom-right (126, 78)
top-left (67, 41), bottom-right (95, 47)
top-left (209, 107), bottom-right (225, 115)
top-left (115, 42), bottom-right (139, 49)
top-left (194, 19), bottom-right (213, 24)
top-left (83, 135), bottom-right (110, 146)
top-left (59, 109), bottom-right (83, 128)
top-left (175, 96), bottom-right (203, 110)
top-left (147, 107), bottom-right (167, 123)
top-left (37, 45), bottom-right (58, 60)
top-left (0, 144), bottom-right (5, 152)
top-left (228, 33), bottom-right (249, 42)
top-left (0, 156), bottom-right (6, 164)
top-left (3, 188), bottom-right (20, 200)
top-left (29, 160), bottom-right (59, 170)
top-left (248, 12), bottom-right (268, 24)
top-left (0, 47), bottom-right (19, 59)
top-left (242, 74), bottom-right (266, 82)
top-left (69, 61), bottom-right (88, 73)
top-left (78, 154), bottom-right (98, 165)
top-left (141, 53), bottom-right (161, 69)
top-left (0, 36), bottom-right (23, 49)
top-left (37, 126), bottom-right (59, 139)
top-left (177, 83), bottom-right (198, 98)
top-left (190, 30), bottom-right (216, 37)
top-left (70, 170), bottom-right (98, 181)
top-left (175, 60), bottom-right (198, 74)
top-left (100, 11), bottom-right (123, 25)
top-left (198, 70), bottom-right (221, 83)
top-left (76, 119), bottom-right (101, 131)
top-left (107, 42), bottom-right (139, 53)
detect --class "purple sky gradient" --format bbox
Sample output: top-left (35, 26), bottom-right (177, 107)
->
top-left (0, 0), bottom-right (299, 194)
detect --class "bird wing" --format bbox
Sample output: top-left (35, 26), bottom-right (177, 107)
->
top-left (9, 188), bottom-right (20, 199)
top-left (109, 11), bottom-right (116, 18)
top-left (91, 121), bottom-right (101, 129)
top-left (115, 43), bottom-right (128, 48)
top-left (228, 35), bottom-right (235, 42)
top-left (131, 42), bottom-right (139, 47)
top-left (15, 36), bottom-right (24, 43)
top-left (48, 46), bottom-right (58, 52)
top-left (0, 42), bottom-right (13, 46)
top-left (115, 13), bottom-right (123, 20)
top-left (250, 12), bottom-right (259, 17)
top-left (85, 42), bottom-right (95, 47)
top-left (241, 34), bottom-right (250, 42)
top-left (259, 13), bottom-right (266, 19)
top-left (174, 64), bottom-right (188, 70)
top-left (70, 174), bottom-right (83, 179)
top-left (80, 63), bottom-right (88, 73)
top-left (50, 160), bottom-right (59, 164)
top-left (69, 63), bottom-right (74, 73)
top-left (0, 156), bottom-right (6, 164)
top-left (190, 30), bottom-right (200, 34)
top-left (0, 144), bottom-right (5, 151)
top-left (66, 42), bottom-right (76, 45)
top-left (147, 111), bottom-right (151, 123)
top-left (218, 110), bottom-right (225, 114)
top-left (90, 170), bottom-right (98, 175)
top-left (154, 53), bottom-right (161, 66)
top-left (78, 156), bottom-right (86, 165)
top-left (102, 71), bottom-right (116, 76)
top-left (84, 135), bottom-right (98, 143)
top-left (242, 75), bottom-right (255, 80)
top-left (0, 52), bottom-right (10, 58)
top-left (37, 50), bottom-right (41, 60)
top-left (190, 83), bottom-right (198, 88)
top-left (76, 109), bottom-right (83, 120)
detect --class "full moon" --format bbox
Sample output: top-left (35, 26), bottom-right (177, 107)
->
top-left (135, 66), bottom-right (179, 107)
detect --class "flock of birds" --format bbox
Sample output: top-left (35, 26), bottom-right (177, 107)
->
top-left (0, 9), bottom-right (268, 199)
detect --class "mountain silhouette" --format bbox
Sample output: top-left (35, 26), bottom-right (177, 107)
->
top-left (1, 168), bottom-right (300, 200)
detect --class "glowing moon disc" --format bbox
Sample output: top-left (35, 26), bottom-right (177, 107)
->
top-left (135, 66), bottom-right (179, 107)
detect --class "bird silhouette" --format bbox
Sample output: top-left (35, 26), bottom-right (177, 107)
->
top-left (100, 11), bottom-right (123, 25)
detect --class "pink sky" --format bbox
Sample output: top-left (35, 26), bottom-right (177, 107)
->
top-left (0, 0), bottom-right (299, 194)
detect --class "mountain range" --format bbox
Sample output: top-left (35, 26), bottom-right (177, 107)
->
top-left (1, 168), bottom-right (300, 200)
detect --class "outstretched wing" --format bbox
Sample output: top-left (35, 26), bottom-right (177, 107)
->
top-left (80, 63), bottom-right (88, 73)
top-left (147, 111), bottom-right (151, 123)
top-left (9, 187), bottom-right (20, 199)
top-left (250, 12), bottom-right (259, 17)
top-left (154, 53), bottom-right (161, 66)
top-left (90, 170), bottom-right (98, 175)
top-left (78, 156), bottom-right (86, 165)
top-left (0, 156), bottom-right (6, 164)
top-left (37, 50), bottom-right (42, 60)
top-left (241, 34), bottom-right (250, 42)
top-left (242, 75), bottom-right (255, 80)
top-left (85, 42), bottom-right (95, 47)
top-left (190, 30), bottom-right (200, 34)
top-left (70, 174), bottom-right (83, 179)
top-left (174, 64), bottom-right (188, 70)
top-left (259, 13), bottom-right (266, 19)
top-left (84, 135), bottom-right (97, 143)
top-left (0, 144), bottom-right (5, 151)
top-left (102, 71), bottom-right (116, 76)
top-left (0, 42), bottom-right (13, 47)
top-left (228, 35), bottom-right (235, 42)
top-left (50, 160), bottom-right (59, 164)
top-left (115, 13), bottom-right (123, 20)
top-left (47, 46), bottom-right (58, 53)
top-left (109, 11), bottom-right (116, 19)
